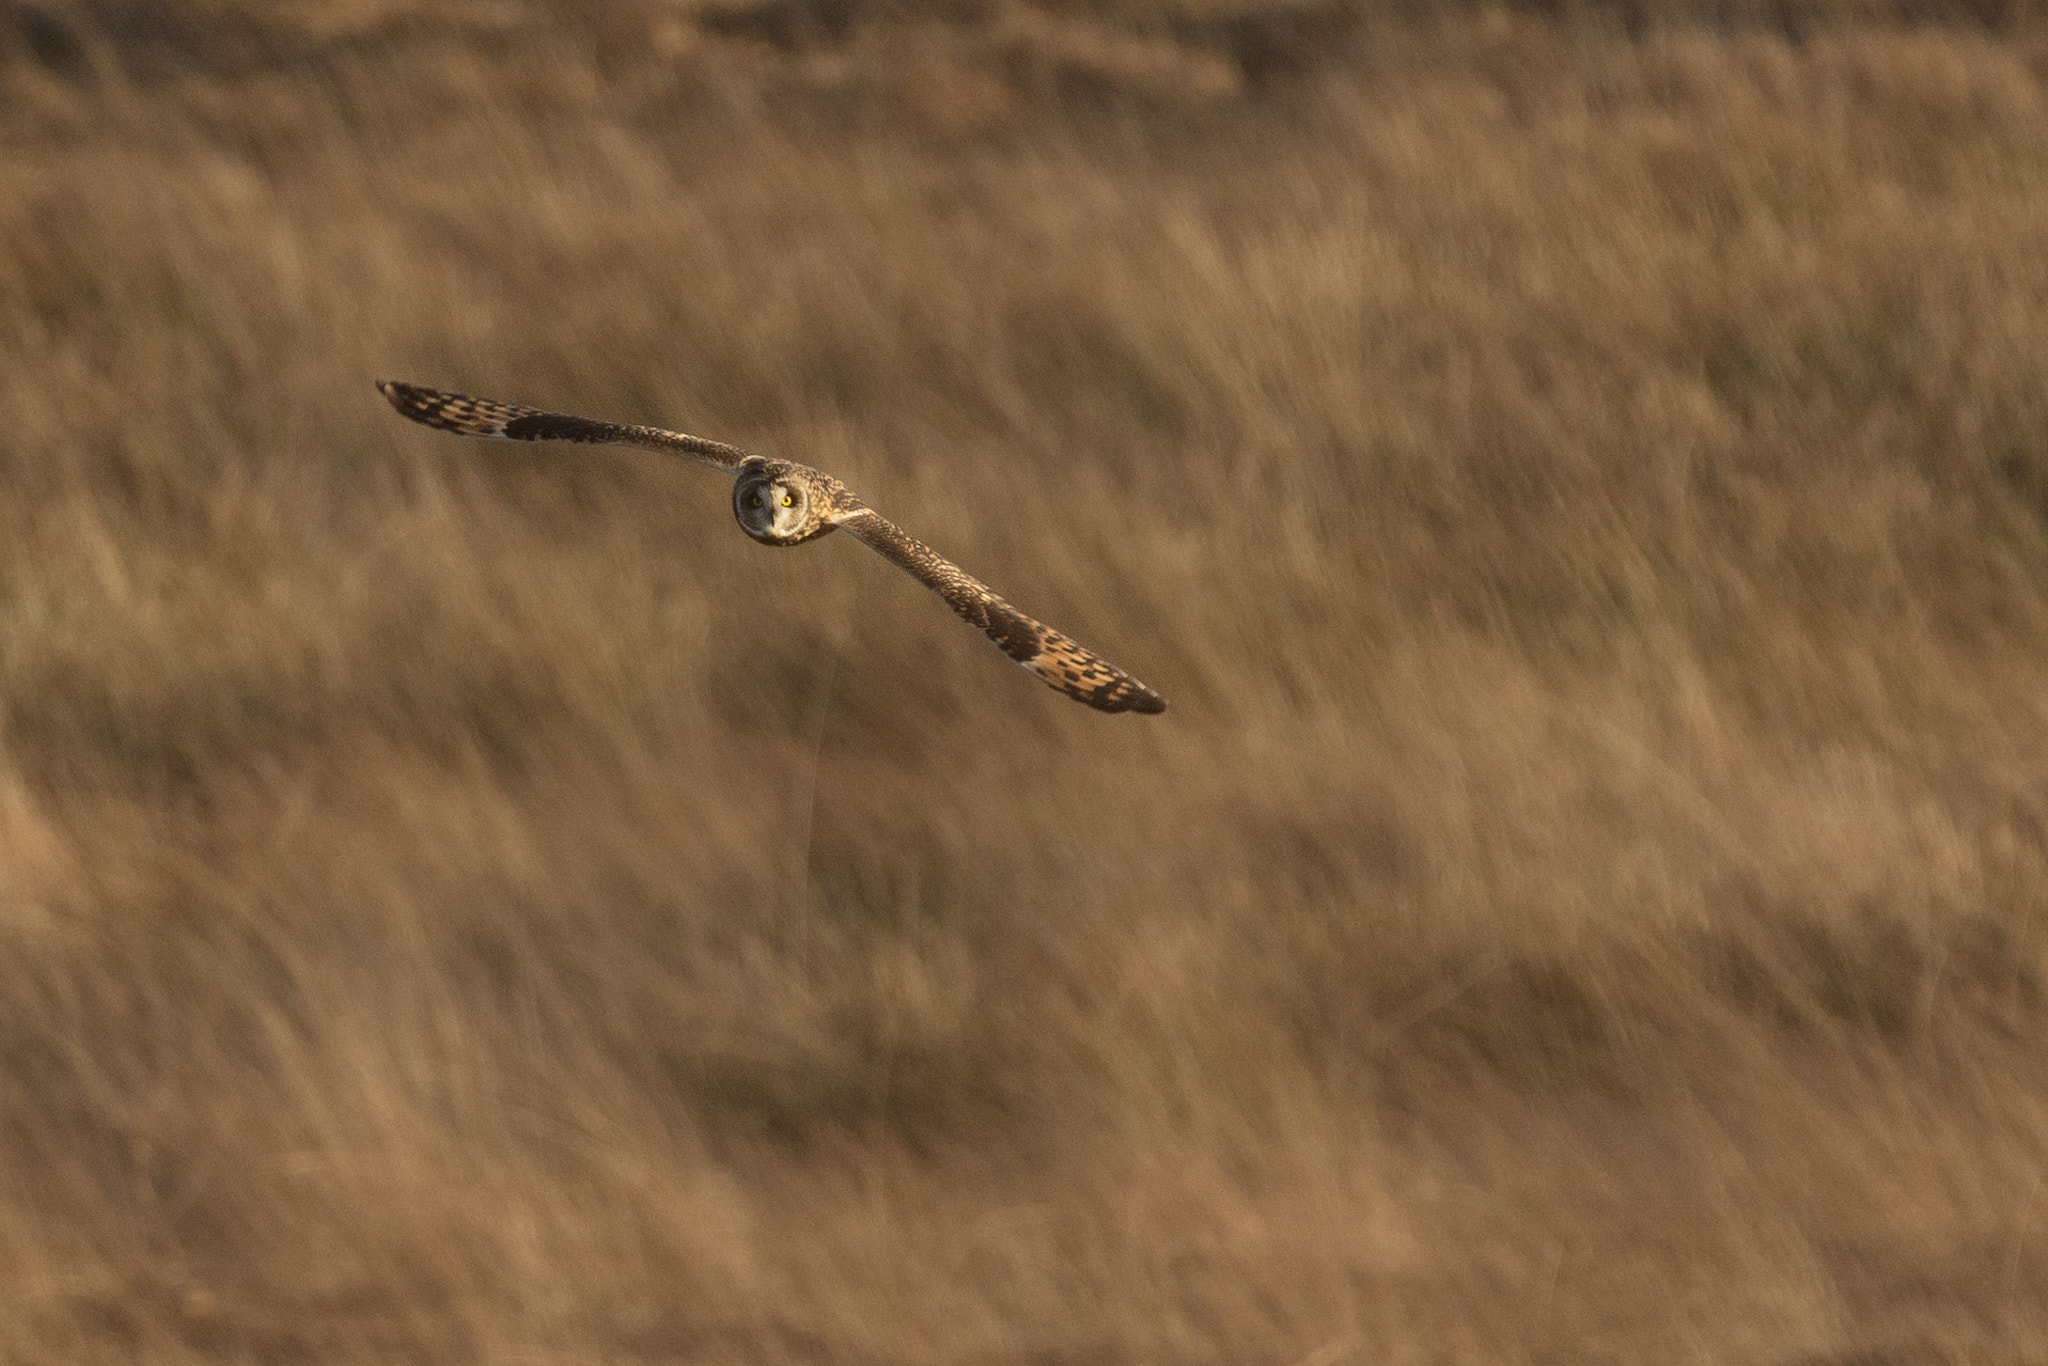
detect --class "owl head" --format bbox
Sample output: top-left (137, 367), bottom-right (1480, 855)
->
top-left (733, 458), bottom-right (835, 545)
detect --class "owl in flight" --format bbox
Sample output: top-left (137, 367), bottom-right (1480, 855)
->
top-left (376, 382), bottom-right (1165, 714)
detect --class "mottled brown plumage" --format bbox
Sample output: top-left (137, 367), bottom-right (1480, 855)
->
top-left (377, 380), bottom-right (749, 470)
top-left (377, 381), bottom-right (1166, 714)
top-left (835, 509), bottom-right (1163, 714)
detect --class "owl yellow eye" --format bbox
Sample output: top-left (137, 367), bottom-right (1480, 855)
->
top-left (744, 493), bottom-right (761, 509)
top-left (781, 493), bottom-right (795, 507)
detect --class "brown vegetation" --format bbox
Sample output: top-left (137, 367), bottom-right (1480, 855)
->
top-left (4, 0), bottom-right (2048, 1359)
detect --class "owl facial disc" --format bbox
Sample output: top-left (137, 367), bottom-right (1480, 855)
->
top-left (734, 463), bottom-right (814, 544)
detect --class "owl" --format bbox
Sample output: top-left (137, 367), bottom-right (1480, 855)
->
top-left (376, 382), bottom-right (1165, 714)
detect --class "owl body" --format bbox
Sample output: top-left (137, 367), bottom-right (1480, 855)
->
top-left (376, 380), bottom-right (1166, 714)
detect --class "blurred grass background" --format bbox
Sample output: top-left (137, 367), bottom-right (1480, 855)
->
top-left (5, 0), bottom-right (2048, 1359)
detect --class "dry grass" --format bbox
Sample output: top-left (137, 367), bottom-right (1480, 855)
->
top-left (4, 0), bottom-right (2048, 1359)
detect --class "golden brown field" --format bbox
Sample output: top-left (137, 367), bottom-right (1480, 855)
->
top-left (5, 0), bottom-right (2048, 1359)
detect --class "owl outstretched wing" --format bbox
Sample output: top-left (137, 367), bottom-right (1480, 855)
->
top-left (377, 380), bottom-right (750, 471)
top-left (377, 379), bottom-right (1166, 715)
top-left (835, 507), bottom-right (1166, 714)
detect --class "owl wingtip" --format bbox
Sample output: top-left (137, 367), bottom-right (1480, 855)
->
top-left (1085, 682), bottom-right (1165, 714)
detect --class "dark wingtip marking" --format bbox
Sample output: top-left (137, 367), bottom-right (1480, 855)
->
top-left (1094, 682), bottom-right (1166, 714)
top-left (376, 379), bottom-right (436, 417)
top-left (503, 412), bottom-right (593, 442)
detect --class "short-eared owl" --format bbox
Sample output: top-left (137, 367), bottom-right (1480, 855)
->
top-left (377, 381), bottom-right (1165, 714)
